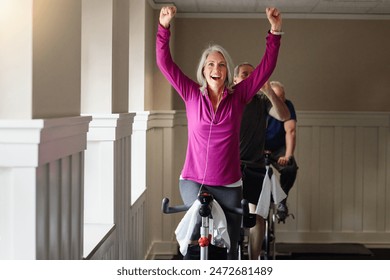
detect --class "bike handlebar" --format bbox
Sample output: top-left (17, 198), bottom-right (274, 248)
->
top-left (162, 197), bottom-right (250, 217)
top-left (223, 199), bottom-right (250, 216)
top-left (162, 197), bottom-right (191, 214)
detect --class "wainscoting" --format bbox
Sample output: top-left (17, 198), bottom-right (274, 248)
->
top-left (277, 112), bottom-right (390, 246)
top-left (83, 113), bottom-right (136, 260)
top-left (1, 111), bottom-right (388, 260)
top-left (0, 116), bottom-right (91, 259)
top-left (150, 111), bottom-right (390, 259)
top-left (143, 111), bottom-right (188, 259)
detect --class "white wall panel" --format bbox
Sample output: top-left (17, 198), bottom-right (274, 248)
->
top-left (277, 112), bottom-right (390, 246)
top-left (0, 116), bottom-right (90, 260)
top-left (83, 113), bottom-right (134, 260)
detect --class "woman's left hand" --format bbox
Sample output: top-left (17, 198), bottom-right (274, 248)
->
top-left (266, 7), bottom-right (282, 32)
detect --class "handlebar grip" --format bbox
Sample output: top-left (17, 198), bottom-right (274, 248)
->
top-left (162, 197), bottom-right (250, 216)
top-left (161, 197), bottom-right (190, 214)
top-left (162, 197), bottom-right (170, 213)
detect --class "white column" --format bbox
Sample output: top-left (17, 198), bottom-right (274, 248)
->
top-left (0, 0), bottom-right (33, 119)
top-left (83, 113), bottom-right (135, 259)
top-left (131, 111), bottom-right (149, 203)
top-left (0, 121), bottom-right (42, 259)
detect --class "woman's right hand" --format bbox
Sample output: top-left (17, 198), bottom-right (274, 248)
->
top-left (159, 6), bottom-right (177, 29)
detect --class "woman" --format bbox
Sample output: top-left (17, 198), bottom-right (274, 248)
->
top-left (156, 6), bottom-right (283, 259)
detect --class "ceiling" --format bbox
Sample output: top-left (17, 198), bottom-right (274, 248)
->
top-left (149, 0), bottom-right (390, 19)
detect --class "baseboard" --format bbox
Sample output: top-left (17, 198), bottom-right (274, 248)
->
top-left (145, 241), bottom-right (178, 260)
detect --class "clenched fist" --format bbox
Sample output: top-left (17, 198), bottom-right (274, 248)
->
top-left (159, 6), bottom-right (177, 29)
top-left (266, 7), bottom-right (282, 32)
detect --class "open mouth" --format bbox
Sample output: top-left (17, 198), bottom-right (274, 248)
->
top-left (211, 75), bottom-right (221, 81)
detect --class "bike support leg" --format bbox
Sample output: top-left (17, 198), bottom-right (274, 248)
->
top-left (199, 216), bottom-right (210, 260)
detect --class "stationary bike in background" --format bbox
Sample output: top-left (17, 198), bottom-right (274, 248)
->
top-left (260, 152), bottom-right (294, 260)
top-left (265, 150), bottom-right (297, 224)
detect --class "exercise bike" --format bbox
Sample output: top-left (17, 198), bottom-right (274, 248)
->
top-left (162, 189), bottom-right (255, 260)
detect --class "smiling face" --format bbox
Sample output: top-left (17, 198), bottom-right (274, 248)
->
top-left (203, 51), bottom-right (227, 92)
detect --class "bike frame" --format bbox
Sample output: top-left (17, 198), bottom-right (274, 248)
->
top-left (162, 190), bottom-right (252, 260)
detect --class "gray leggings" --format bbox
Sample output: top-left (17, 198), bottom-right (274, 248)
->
top-left (179, 179), bottom-right (242, 260)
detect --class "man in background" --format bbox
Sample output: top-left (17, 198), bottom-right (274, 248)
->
top-left (265, 81), bottom-right (298, 223)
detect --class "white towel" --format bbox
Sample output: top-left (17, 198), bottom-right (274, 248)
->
top-left (255, 166), bottom-right (287, 219)
top-left (175, 199), bottom-right (230, 256)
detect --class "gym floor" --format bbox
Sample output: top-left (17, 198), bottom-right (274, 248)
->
top-left (170, 243), bottom-right (390, 260)
top-left (275, 243), bottom-right (390, 260)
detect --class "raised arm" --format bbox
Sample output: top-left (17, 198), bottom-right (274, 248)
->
top-left (156, 6), bottom-right (198, 101)
top-left (235, 7), bottom-right (282, 103)
top-left (261, 81), bottom-right (290, 121)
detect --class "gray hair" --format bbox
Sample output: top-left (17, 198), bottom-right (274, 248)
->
top-left (233, 62), bottom-right (254, 78)
top-left (196, 44), bottom-right (234, 93)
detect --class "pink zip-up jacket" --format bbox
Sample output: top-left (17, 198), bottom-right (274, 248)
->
top-left (156, 24), bottom-right (281, 186)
